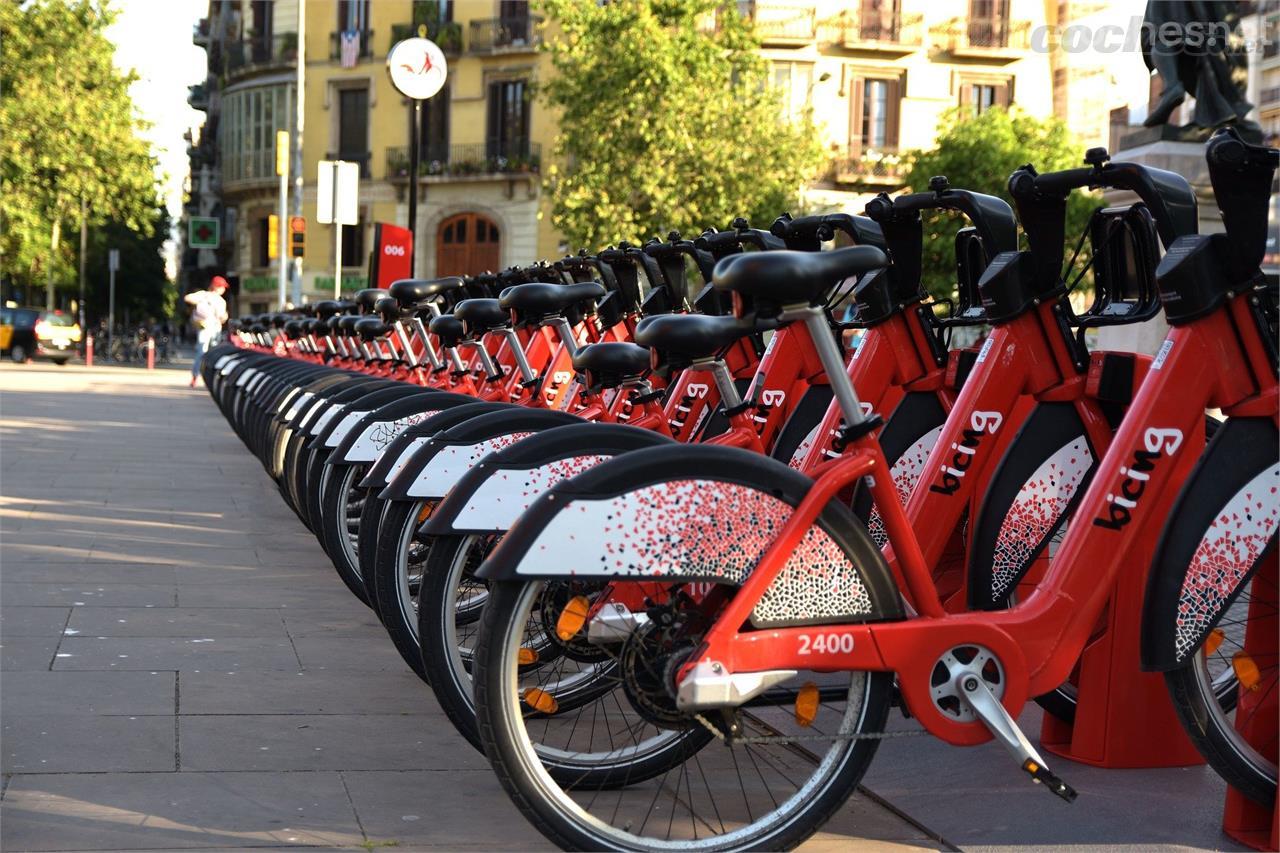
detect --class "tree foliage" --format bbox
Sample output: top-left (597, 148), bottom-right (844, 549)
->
top-left (538, 0), bottom-right (825, 251)
top-left (85, 204), bottom-right (175, 325)
top-left (903, 107), bottom-right (1097, 299)
top-left (0, 0), bottom-right (159, 298)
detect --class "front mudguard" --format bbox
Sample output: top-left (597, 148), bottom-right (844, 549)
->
top-left (381, 408), bottom-right (584, 501)
top-left (1142, 416), bottom-right (1279, 671)
top-left (357, 402), bottom-right (511, 490)
top-left (421, 423), bottom-right (676, 536)
top-left (329, 391), bottom-right (473, 465)
top-left (476, 444), bottom-right (905, 628)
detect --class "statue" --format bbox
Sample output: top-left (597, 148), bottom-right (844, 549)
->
top-left (1141, 0), bottom-right (1262, 141)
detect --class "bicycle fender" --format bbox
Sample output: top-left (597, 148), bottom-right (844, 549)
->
top-left (305, 383), bottom-right (412, 450)
top-left (967, 402), bottom-right (1098, 610)
top-left (421, 423), bottom-right (675, 536)
top-left (382, 409), bottom-right (584, 502)
top-left (358, 402), bottom-right (512, 490)
top-left (476, 444), bottom-right (906, 628)
top-left (853, 391), bottom-right (949, 543)
top-left (1141, 416), bottom-right (1279, 671)
top-left (330, 391), bottom-right (470, 465)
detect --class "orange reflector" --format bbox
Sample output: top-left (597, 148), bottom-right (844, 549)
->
top-left (416, 503), bottom-right (434, 524)
top-left (1204, 628), bottom-right (1225, 656)
top-left (523, 687), bottom-right (559, 714)
top-left (1233, 652), bottom-right (1262, 691)
top-left (556, 595), bottom-right (590, 641)
top-left (518, 647), bottom-right (538, 666)
top-left (794, 681), bottom-right (819, 728)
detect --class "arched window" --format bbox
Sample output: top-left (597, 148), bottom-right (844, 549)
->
top-left (436, 213), bottom-right (501, 277)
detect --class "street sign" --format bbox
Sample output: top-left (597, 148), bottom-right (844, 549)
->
top-left (108, 249), bottom-right (119, 272)
top-left (387, 38), bottom-right (448, 100)
top-left (189, 216), bottom-right (220, 248)
top-left (316, 160), bottom-right (359, 226)
top-left (268, 214), bottom-right (280, 259)
top-left (289, 216), bottom-right (306, 258)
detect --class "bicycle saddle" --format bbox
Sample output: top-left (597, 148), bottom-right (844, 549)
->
top-left (454, 298), bottom-right (509, 335)
top-left (572, 342), bottom-right (650, 386)
top-left (337, 315), bottom-right (362, 334)
top-left (305, 319), bottom-right (327, 336)
top-left (284, 320), bottom-right (305, 340)
top-left (314, 300), bottom-right (342, 319)
top-left (354, 288), bottom-right (384, 312)
top-left (498, 282), bottom-right (605, 319)
top-left (429, 314), bottom-right (466, 348)
top-left (355, 317), bottom-right (389, 341)
top-left (390, 277), bottom-right (465, 307)
top-left (634, 313), bottom-right (757, 360)
top-left (374, 296), bottom-right (403, 323)
top-left (712, 246), bottom-right (888, 305)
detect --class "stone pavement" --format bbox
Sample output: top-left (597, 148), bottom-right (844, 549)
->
top-left (0, 363), bottom-right (942, 852)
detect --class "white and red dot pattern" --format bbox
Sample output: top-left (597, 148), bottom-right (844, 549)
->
top-left (513, 479), bottom-right (875, 625)
top-left (1174, 464), bottom-right (1279, 662)
top-left (787, 422), bottom-right (824, 470)
top-left (454, 454), bottom-right (611, 531)
top-left (405, 432), bottom-right (536, 499)
top-left (867, 426), bottom-right (943, 547)
top-left (989, 437), bottom-right (1092, 600)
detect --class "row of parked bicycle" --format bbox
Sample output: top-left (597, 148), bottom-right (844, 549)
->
top-left (201, 128), bottom-right (1276, 851)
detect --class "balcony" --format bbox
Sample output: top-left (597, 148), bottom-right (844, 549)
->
top-left (385, 142), bottom-right (542, 182)
top-left (226, 33), bottom-right (298, 78)
top-left (188, 83), bottom-right (208, 111)
top-left (735, 2), bottom-right (816, 46)
top-left (931, 17), bottom-right (1030, 61)
top-left (193, 17), bottom-right (210, 46)
top-left (469, 15), bottom-right (542, 54)
top-left (325, 151), bottom-right (372, 179)
top-left (1261, 85), bottom-right (1280, 108)
top-left (828, 148), bottom-right (905, 188)
top-left (330, 29), bottom-right (375, 63)
top-left (389, 20), bottom-right (463, 56)
top-left (841, 9), bottom-right (923, 53)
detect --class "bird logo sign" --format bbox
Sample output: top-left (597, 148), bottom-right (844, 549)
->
top-left (387, 38), bottom-right (448, 101)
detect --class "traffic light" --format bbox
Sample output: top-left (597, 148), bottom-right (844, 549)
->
top-left (289, 216), bottom-right (305, 258)
top-left (275, 130), bottom-right (290, 176)
top-left (267, 214), bottom-right (279, 259)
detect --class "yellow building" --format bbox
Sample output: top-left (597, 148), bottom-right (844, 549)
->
top-left (187, 0), bottom-right (1069, 313)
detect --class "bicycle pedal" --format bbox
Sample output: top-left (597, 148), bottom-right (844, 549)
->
top-left (1021, 759), bottom-right (1077, 803)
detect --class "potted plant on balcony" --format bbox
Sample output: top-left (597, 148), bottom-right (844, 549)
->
top-left (279, 31), bottom-right (297, 62)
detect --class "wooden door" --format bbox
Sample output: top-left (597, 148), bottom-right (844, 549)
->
top-left (436, 213), bottom-right (501, 277)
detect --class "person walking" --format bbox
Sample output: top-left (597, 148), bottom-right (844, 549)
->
top-left (185, 276), bottom-right (229, 388)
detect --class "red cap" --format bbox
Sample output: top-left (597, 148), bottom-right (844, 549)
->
top-left (210, 276), bottom-right (229, 291)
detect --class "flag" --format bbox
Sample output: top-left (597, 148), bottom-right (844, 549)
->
top-left (340, 30), bottom-right (359, 68)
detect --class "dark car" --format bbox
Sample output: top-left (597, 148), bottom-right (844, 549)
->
top-left (1, 308), bottom-right (79, 365)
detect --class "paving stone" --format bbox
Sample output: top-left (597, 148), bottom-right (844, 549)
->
top-left (180, 670), bottom-right (430, 715)
top-left (0, 605), bottom-right (70, 636)
top-left (0, 561), bottom-right (179, 584)
top-left (67, 607), bottom-right (290, 638)
top-left (290, 635), bottom-right (414, 672)
top-left (53, 636), bottom-right (301, 671)
top-left (1, 582), bottom-right (176, 607)
top-left (280, 606), bottom-right (384, 637)
top-left (2, 713), bottom-right (175, 773)
top-left (0, 637), bottom-right (57, 670)
top-left (0, 771), bottom-right (364, 850)
top-left (0, 671), bottom-right (176, 715)
top-left (176, 582), bottom-right (353, 610)
top-left (178, 713), bottom-right (485, 772)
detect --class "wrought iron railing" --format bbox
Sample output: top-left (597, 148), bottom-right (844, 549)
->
top-left (226, 33), bottom-right (298, 75)
top-left (389, 20), bottom-right (463, 55)
top-left (829, 148), bottom-right (906, 186)
top-left (469, 15), bottom-right (543, 52)
top-left (931, 17), bottom-right (1030, 52)
top-left (385, 142), bottom-right (542, 179)
top-left (736, 2), bottom-right (817, 43)
top-left (842, 9), bottom-right (923, 47)
top-left (330, 29), bottom-right (374, 62)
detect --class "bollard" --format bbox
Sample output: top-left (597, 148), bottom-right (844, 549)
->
top-left (85, 334), bottom-right (93, 367)
top-left (146, 337), bottom-right (155, 370)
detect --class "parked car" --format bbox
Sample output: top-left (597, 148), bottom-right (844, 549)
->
top-left (0, 308), bottom-right (79, 365)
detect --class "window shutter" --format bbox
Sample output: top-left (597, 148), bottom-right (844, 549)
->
top-left (849, 76), bottom-right (865, 156)
top-left (884, 78), bottom-right (901, 149)
top-left (1001, 77), bottom-right (1014, 106)
top-left (959, 81), bottom-right (972, 111)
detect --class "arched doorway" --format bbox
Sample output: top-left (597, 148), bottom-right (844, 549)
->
top-left (436, 213), bottom-right (501, 277)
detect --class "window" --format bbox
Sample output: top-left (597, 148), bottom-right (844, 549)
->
top-left (219, 84), bottom-right (293, 184)
top-left (849, 75), bottom-right (901, 154)
top-left (337, 86), bottom-right (370, 174)
top-left (959, 77), bottom-right (1012, 116)
top-left (418, 83), bottom-right (450, 163)
top-left (256, 216), bottom-right (271, 268)
top-left (337, 0), bottom-right (370, 30)
top-left (487, 79), bottom-right (530, 158)
top-left (968, 0), bottom-right (1010, 47)
top-left (341, 215), bottom-right (365, 267)
top-left (772, 62), bottom-right (813, 121)
top-left (858, 0), bottom-right (900, 41)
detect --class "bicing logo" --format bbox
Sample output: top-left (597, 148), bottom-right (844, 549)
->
top-left (929, 411), bottom-right (1003, 496)
top-left (1093, 428), bottom-right (1184, 531)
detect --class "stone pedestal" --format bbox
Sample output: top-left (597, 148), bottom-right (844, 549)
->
top-left (1095, 139), bottom-right (1219, 356)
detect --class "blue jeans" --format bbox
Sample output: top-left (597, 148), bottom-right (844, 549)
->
top-left (192, 329), bottom-right (218, 378)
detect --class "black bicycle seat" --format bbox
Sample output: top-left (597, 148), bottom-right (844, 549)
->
top-left (284, 320), bottom-right (305, 340)
top-left (390, 277), bottom-right (465, 307)
top-left (305, 319), bottom-right (327, 336)
top-left (713, 246), bottom-right (887, 306)
top-left (355, 317), bottom-right (389, 341)
top-left (314, 300), bottom-right (342, 319)
top-left (429, 314), bottom-right (465, 348)
top-left (634, 313), bottom-right (756, 360)
top-left (454, 298), bottom-right (510, 335)
top-left (337, 315), bottom-right (361, 334)
top-left (572, 342), bottom-right (650, 386)
top-left (498, 282), bottom-right (605, 319)
top-left (353, 288), bottom-right (384, 312)
top-left (374, 297), bottom-right (402, 323)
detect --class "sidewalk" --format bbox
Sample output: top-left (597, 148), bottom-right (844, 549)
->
top-left (0, 363), bottom-right (941, 852)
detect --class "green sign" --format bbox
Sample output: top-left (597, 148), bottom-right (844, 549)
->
top-left (242, 275), bottom-right (276, 293)
top-left (189, 216), bottom-right (220, 249)
top-left (315, 274), bottom-right (368, 293)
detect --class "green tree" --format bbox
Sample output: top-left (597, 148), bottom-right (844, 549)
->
top-left (902, 107), bottom-right (1097, 299)
top-left (85, 199), bottom-right (174, 327)
top-left (538, 0), bottom-right (825, 252)
top-left (0, 0), bottom-right (159, 307)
